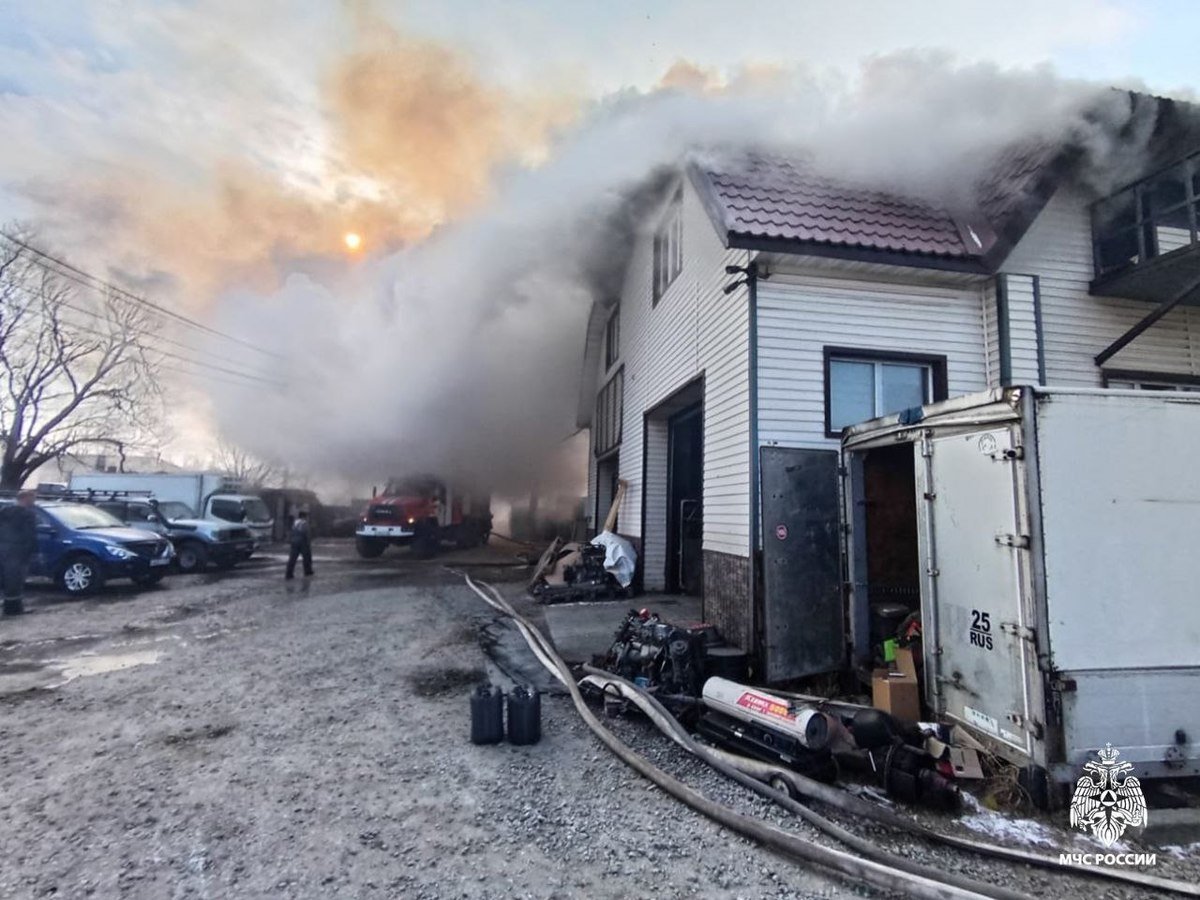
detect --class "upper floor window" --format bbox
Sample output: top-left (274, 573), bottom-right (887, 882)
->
top-left (652, 189), bottom-right (683, 305)
top-left (595, 369), bottom-right (624, 456)
top-left (825, 348), bottom-right (947, 436)
top-left (604, 308), bottom-right (620, 370)
top-left (1104, 370), bottom-right (1200, 392)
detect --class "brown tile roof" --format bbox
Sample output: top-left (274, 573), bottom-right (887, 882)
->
top-left (701, 154), bottom-right (980, 259)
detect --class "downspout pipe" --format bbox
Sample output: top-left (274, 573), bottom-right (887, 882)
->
top-left (746, 256), bottom-right (760, 664)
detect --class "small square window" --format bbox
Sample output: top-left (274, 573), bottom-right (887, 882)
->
top-left (826, 349), bottom-right (946, 435)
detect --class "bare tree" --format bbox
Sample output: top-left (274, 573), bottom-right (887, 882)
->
top-left (0, 234), bottom-right (161, 489)
top-left (212, 438), bottom-right (280, 489)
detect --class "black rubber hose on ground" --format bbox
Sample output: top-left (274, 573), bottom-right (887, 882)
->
top-left (576, 666), bottom-right (1030, 900)
top-left (472, 576), bottom-right (1195, 899)
top-left (578, 671), bottom-right (1199, 898)
top-left (463, 574), bottom-right (1000, 900)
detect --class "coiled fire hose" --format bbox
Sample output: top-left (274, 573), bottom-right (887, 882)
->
top-left (461, 573), bottom-right (1199, 899)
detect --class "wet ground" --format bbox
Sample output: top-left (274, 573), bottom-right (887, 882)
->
top-left (0, 539), bottom-right (1196, 899)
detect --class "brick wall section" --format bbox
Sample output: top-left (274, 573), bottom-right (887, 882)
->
top-left (703, 550), bottom-right (750, 651)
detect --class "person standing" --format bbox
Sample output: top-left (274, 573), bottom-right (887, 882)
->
top-left (0, 490), bottom-right (38, 615)
top-left (285, 509), bottom-right (314, 580)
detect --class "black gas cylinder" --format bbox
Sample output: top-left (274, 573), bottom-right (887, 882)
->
top-left (470, 683), bottom-right (504, 745)
top-left (506, 686), bottom-right (542, 745)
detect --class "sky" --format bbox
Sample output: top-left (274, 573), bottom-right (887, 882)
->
top-left (0, 0), bottom-right (1197, 493)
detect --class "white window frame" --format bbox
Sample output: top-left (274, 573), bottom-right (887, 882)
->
top-left (825, 349), bottom-right (945, 436)
top-left (652, 189), bottom-right (683, 305)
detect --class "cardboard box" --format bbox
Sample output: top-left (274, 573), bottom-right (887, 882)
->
top-left (872, 668), bottom-right (921, 722)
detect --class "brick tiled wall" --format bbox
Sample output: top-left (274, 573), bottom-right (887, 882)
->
top-left (702, 550), bottom-right (750, 651)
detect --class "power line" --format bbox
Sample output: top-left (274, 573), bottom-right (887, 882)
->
top-left (3, 279), bottom-right (283, 386)
top-left (0, 232), bottom-right (287, 361)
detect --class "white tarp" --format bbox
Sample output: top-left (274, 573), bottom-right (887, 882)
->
top-left (590, 530), bottom-right (636, 587)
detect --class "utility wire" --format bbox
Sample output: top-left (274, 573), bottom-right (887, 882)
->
top-left (3, 280), bottom-right (282, 386)
top-left (0, 232), bottom-right (286, 361)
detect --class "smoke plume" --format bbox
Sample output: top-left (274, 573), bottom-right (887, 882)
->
top-left (207, 50), bottom-right (1162, 496)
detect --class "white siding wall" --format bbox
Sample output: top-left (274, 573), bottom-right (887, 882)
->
top-left (608, 176), bottom-right (752, 588)
top-left (757, 273), bottom-right (991, 450)
top-left (1004, 274), bottom-right (1043, 384)
top-left (1001, 189), bottom-right (1200, 383)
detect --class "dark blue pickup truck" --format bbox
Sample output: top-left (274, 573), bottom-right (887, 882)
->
top-left (25, 501), bottom-right (175, 596)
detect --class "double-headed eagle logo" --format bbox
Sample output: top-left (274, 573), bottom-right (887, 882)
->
top-left (1070, 744), bottom-right (1147, 847)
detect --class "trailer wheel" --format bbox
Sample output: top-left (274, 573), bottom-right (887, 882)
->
top-left (356, 537), bottom-right (386, 559)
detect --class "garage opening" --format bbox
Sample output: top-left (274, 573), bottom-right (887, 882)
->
top-left (595, 452), bottom-right (620, 530)
top-left (667, 405), bottom-right (703, 595)
top-left (642, 379), bottom-right (703, 593)
top-left (859, 443), bottom-right (920, 662)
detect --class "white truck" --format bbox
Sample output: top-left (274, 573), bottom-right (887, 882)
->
top-left (68, 472), bottom-right (274, 545)
top-left (839, 386), bottom-right (1200, 801)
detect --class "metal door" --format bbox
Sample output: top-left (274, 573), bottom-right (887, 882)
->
top-left (760, 447), bottom-right (842, 681)
top-left (918, 428), bottom-right (1036, 756)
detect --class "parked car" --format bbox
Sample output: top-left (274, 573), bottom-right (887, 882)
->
top-left (19, 501), bottom-right (175, 596)
top-left (89, 495), bottom-right (255, 573)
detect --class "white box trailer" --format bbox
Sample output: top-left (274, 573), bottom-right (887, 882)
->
top-left (841, 387), bottom-right (1200, 787)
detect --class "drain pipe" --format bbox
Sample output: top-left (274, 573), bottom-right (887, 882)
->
top-left (726, 254), bottom-right (762, 663)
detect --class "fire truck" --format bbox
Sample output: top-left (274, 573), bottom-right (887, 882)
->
top-left (355, 475), bottom-right (492, 559)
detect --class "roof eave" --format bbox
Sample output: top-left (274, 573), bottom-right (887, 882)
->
top-left (726, 233), bottom-right (993, 275)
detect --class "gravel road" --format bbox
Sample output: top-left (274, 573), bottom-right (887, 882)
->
top-left (0, 540), bottom-right (1195, 899)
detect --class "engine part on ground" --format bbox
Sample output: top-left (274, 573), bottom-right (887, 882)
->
top-left (849, 707), bottom-right (924, 750)
top-left (696, 711), bottom-right (839, 783)
top-left (701, 677), bottom-right (834, 751)
top-left (702, 645), bottom-right (748, 681)
top-left (601, 608), bottom-right (709, 701)
top-left (470, 684), bottom-right (504, 745)
top-left (472, 577), bottom-right (1200, 900)
top-left (867, 743), bottom-right (959, 812)
top-left (506, 686), bottom-right (542, 745)
top-left (529, 540), bottom-right (629, 604)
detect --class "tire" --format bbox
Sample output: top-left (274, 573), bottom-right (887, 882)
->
top-left (58, 555), bottom-right (106, 596)
top-left (411, 527), bottom-right (439, 560)
top-left (356, 537), bottom-right (386, 559)
top-left (132, 571), bottom-right (165, 587)
top-left (176, 541), bottom-right (209, 573)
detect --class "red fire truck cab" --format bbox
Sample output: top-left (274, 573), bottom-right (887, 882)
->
top-left (355, 475), bottom-right (492, 559)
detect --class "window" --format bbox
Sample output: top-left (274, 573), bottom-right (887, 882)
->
top-left (209, 498), bottom-right (246, 522)
top-left (825, 349), bottom-right (947, 436)
top-left (594, 369), bottom-right (624, 456)
top-left (604, 308), bottom-right (620, 370)
top-left (652, 189), bottom-right (683, 305)
top-left (1104, 370), bottom-right (1200, 392)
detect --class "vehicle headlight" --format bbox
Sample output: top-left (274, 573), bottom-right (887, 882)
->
top-left (105, 544), bottom-right (137, 559)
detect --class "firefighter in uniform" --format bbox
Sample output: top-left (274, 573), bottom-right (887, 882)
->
top-left (0, 490), bottom-right (38, 615)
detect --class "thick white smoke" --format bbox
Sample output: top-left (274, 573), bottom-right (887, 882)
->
top-left (208, 54), bottom-right (1152, 496)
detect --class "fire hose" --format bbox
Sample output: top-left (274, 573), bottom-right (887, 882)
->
top-left (460, 573), bottom-right (1199, 899)
top-left (463, 573), bottom-right (1009, 900)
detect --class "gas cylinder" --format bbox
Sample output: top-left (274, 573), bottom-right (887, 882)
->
top-left (506, 686), bottom-right (541, 745)
top-left (470, 683), bottom-right (504, 745)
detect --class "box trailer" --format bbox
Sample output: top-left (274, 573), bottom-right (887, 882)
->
top-left (840, 386), bottom-right (1200, 788)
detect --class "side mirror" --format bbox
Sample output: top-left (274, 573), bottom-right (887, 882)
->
top-left (147, 513), bottom-right (161, 523)
top-left (36, 524), bottom-right (54, 535)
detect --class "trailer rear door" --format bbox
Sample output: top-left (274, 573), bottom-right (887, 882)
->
top-left (919, 427), bottom-right (1037, 757)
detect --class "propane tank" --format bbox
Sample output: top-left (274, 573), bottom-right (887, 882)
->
top-left (506, 685), bottom-right (542, 745)
top-left (470, 683), bottom-right (504, 745)
top-left (701, 676), bottom-right (832, 750)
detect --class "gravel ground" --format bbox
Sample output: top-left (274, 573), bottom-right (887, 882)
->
top-left (0, 539), bottom-right (1195, 899)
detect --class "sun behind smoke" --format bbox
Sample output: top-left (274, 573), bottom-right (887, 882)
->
top-left (343, 231), bottom-right (363, 251)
